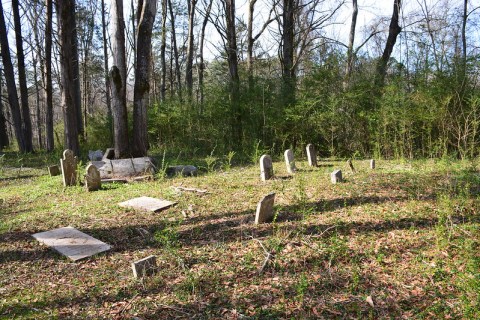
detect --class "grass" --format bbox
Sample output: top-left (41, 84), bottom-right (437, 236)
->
top-left (0, 153), bottom-right (479, 319)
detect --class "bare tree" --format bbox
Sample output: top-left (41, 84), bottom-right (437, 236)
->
top-left (56, 0), bottom-right (80, 155)
top-left (132, 0), bottom-right (157, 157)
top-left (343, 0), bottom-right (357, 89)
top-left (197, 0), bottom-right (212, 108)
top-left (160, 0), bottom-right (168, 102)
top-left (101, 0), bottom-right (112, 121)
top-left (185, 0), bottom-right (198, 100)
top-left (45, 0), bottom-right (54, 151)
top-left (168, 0), bottom-right (182, 101)
top-left (0, 69), bottom-right (8, 150)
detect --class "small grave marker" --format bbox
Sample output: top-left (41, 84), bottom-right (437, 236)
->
top-left (85, 164), bottom-right (101, 191)
top-left (132, 255), bottom-right (157, 278)
top-left (60, 149), bottom-right (77, 186)
top-left (331, 170), bottom-right (342, 184)
top-left (284, 149), bottom-right (297, 174)
top-left (255, 192), bottom-right (276, 224)
top-left (260, 155), bottom-right (274, 181)
top-left (32, 226), bottom-right (111, 261)
top-left (370, 159), bottom-right (375, 169)
top-left (119, 196), bottom-right (176, 212)
top-left (306, 144), bottom-right (317, 167)
top-left (48, 165), bottom-right (60, 176)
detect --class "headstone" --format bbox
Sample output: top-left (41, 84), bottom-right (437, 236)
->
top-left (32, 226), bottom-right (111, 261)
top-left (259, 155), bottom-right (273, 181)
top-left (85, 164), bottom-right (101, 191)
top-left (88, 150), bottom-right (104, 161)
top-left (103, 148), bottom-right (115, 160)
top-left (91, 157), bottom-right (156, 179)
top-left (284, 149), bottom-right (297, 174)
top-left (131, 255), bottom-right (157, 278)
top-left (306, 144), bottom-right (317, 167)
top-left (166, 165), bottom-right (198, 177)
top-left (119, 196), bottom-right (176, 212)
top-left (331, 170), bottom-right (342, 184)
top-left (60, 149), bottom-right (77, 186)
top-left (370, 159), bottom-right (375, 169)
top-left (48, 165), bottom-right (60, 177)
top-left (255, 192), bottom-right (276, 224)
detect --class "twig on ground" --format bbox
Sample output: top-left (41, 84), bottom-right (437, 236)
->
top-left (172, 186), bottom-right (209, 194)
top-left (248, 235), bottom-right (274, 274)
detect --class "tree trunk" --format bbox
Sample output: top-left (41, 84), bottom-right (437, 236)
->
top-left (375, 0), bottom-right (402, 88)
top-left (71, 6), bottom-right (83, 136)
top-left (32, 53), bottom-right (43, 149)
top-left (132, 0), bottom-right (157, 157)
top-left (0, 69), bottom-right (9, 150)
top-left (185, 0), bottom-right (197, 101)
top-left (55, 0), bottom-right (80, 156)
top-left (247, 0), bottom-right (256, 86)
top-left (281, 0), bottom-right (296, 107)
top-left (160, 0), bottom-right (167, 102)
top-left (224, 0), bottom-right (242, 148)
top-left (0, 2), bottom-right (26, 152)
top-left (168, 0), bottom-right (182, 102)
top-left (110, 0), bottom-right (130, 158)
top-left (45, 0), bottom-right (54, 152)
top-left (12, 0), bottom-right (34, 152)
top-left (343, 0), bottom-right (358, 90)
top-left (197, 0), bottom-right (212, 110)
top-left (101, 0), bottom-right (112, 121)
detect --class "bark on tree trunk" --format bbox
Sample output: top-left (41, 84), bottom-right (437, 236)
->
top-left (343, 0), bottom-right (358, 90)
top-left (132, 0), bottom-right (156, 157)
top-left (71, 6), bottom-right (83, 136)
top-left (55, 0), bottom-right (80, 156)
top-left (282, 0), bottom-right (296, 107)
top-left (101, 0), bottom-right (112, 122)
top-left (197, 0), bottom-right (212, 110)
top-left (12, 0), bottom-right (34, 152)
top-left (0, 70), bottom-right (9, 150)
top-left (45, 0), bottom-right (54, 152)
top-left (160, 0), bottom-right (167, 102)
top-left (110, 0), bottom-right (130, 158)
top-left (0, 2), bottom-right (26, 152)
top-left (185, 0), bottom-right (197, 101)
top-left (168, 0), bottom-right (182, 102)
top-left (32, 53), bottom-right (43, 149)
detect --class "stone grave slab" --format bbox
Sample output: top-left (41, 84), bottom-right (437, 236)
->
top-left (255, 192), bottom-right (276, 224)
top-left (331, 170), bottom-right (342, 184)
top-left (370, 159), bottom-right (375, 169)
top-left (132, 255), bottom-right (157, 278)
top-left (260, 155), bottom-right (273, 181)
top-left (284, 149), bottom-right (296, 174)
top-left (119, 196), bottom-right (176, 212)
top-left (88, 150), bottom-right (103, 161)
top-left (306, 144), bottom-right (317, 167)
top-left (60, 149), bottom-right (77, 186)
top-left (85, 164), bottom-right (101, 191)
top-left (48, 165), bottom-right (60, 176)
top-left (91, 157), bottom-right (155, 179)
top-left (32, 226), bottom-right (111, 261)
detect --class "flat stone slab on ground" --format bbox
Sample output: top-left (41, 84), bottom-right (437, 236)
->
top-left (119, 196), bottom-right (176, 212)
top-left (32, 227), bottom-right (111, 261)
top-left (132, 255), bottom-right (157, 278)
top-left (91, 157), bottom-right (155, 179)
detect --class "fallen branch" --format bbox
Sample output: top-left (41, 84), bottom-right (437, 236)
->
top-left (249, 235), bottom-right (274, 274)
top-left (172, 186), bottom-right (209, 194)
top-left (309, 225), bottom-right (337, 238)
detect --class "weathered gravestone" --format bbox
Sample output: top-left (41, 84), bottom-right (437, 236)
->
top-left (32, 226), bottom-right (111, 261)
top-left (255, 192), bottom-right (276, 224)
top-left (331, 170), bottom-right (342, 184)
top-left (132, 255), bottom-right (157, 278)
top-left (119, 196), bottom-right (176, 212)
top-left (284, 149), bottom-right (297, 174)
top-left (48, 165), bottom-right (60, 177)
top-left (306, 144), bottom-right (317, 167)
top-left (85, 164), bottom-right (101, 191)
top-left (260, 155), bottom-right (274, 181)
top-left (166, 165), bottom-right (198, 177)
top-left (370, 159), bottom-right (375, 169)
top-left (91, 157), bottom-right (155, 179)
top-left (102, 148), bottom-right (115, 161)
top-left (88, 150), bottom-right (103, 161)
top-left (60, 149), bottom-right (77, 186)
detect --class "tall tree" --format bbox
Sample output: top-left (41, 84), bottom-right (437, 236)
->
top-left (281, 0), bottom-right (296, 107)
top-left (56, 0), bottom-right (80, 155)
top-left (344, 0), bottom-right (358, 89)
top-left (168, 0), bottom-right (182, 101)
top-left (0, 1), bottom-right (27, 152)
top-left (132, 0), bottom-right (157, 157)
top-left (110, 0), bottom-right (130, 158)
top-left (160, 0), bottom-right (167, 102)
top-left (101, 0), bottom-right (112, 121)
top-left (197, 0), bottom-right (212, 108)
top-left (0, 69), bottom-right (9, 150)
top-left (45, 0), bottom-right (54, 151)
top-left (185, 0), bottom-right (197, 100)
top-left (12, 0), bottom-right (34, 152)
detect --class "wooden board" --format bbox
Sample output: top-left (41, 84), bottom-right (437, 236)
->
top-left (32, 227), bottom-right (111, 261)
top-left (118, 196), bottom-right (176, 212)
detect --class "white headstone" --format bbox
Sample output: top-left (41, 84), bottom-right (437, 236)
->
top-left (370, 159), bottom-right (375, 169)
top-left (255, 192), bottom-right (276, 224)
top-left (259, 155), bottom-right (274, 181)
top-left (306, 144), bottom-right (317, 167)
top-left (60, 149), bottom-right (77, 186)
top-left (331, 170), bottom-right (342, 184)
top-left (284, 149), bottom-right (296, 174)
top-left (132, 255), bottom-right (157, 278)
top-left (85, 164), bottom-right (101, 191)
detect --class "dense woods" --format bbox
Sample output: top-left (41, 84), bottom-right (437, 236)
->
top-left (0, 0), bottom-right (479, 160)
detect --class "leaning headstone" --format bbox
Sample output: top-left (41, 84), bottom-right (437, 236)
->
top-left (331, 170), bottom-right (342, 184)
top-left (32, 226), bottom-right (111, 261)
top-left (370, 159), bottom-right (375, 169)
top-left (103, 148), bottom-right (115, 160)
top-left (85, 164), bottom-right (101, 191)
top-left (88, 150), bottom-right (104, 161)
top-left (132, 255), bottom-right (157, 278)
top-left (306, 144), bottom-right (317, 167)
top-left (260, 155), bottom-right (274, 181)
top-left (60, 149), bottom-right (77, 186)
top-left (347, 159), bottom-right (356, 173)
top-left (255, 192), bottom-right (276, 224)
top-left (119, 196), bottom-right (176, 212)
top-left (48, 165), bottom-right (60, 177)
top-left (284, 149), bottom-right (297, 174)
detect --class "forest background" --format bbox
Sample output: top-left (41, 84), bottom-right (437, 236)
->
top-left (0, 0), bottom-right (479, 162)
